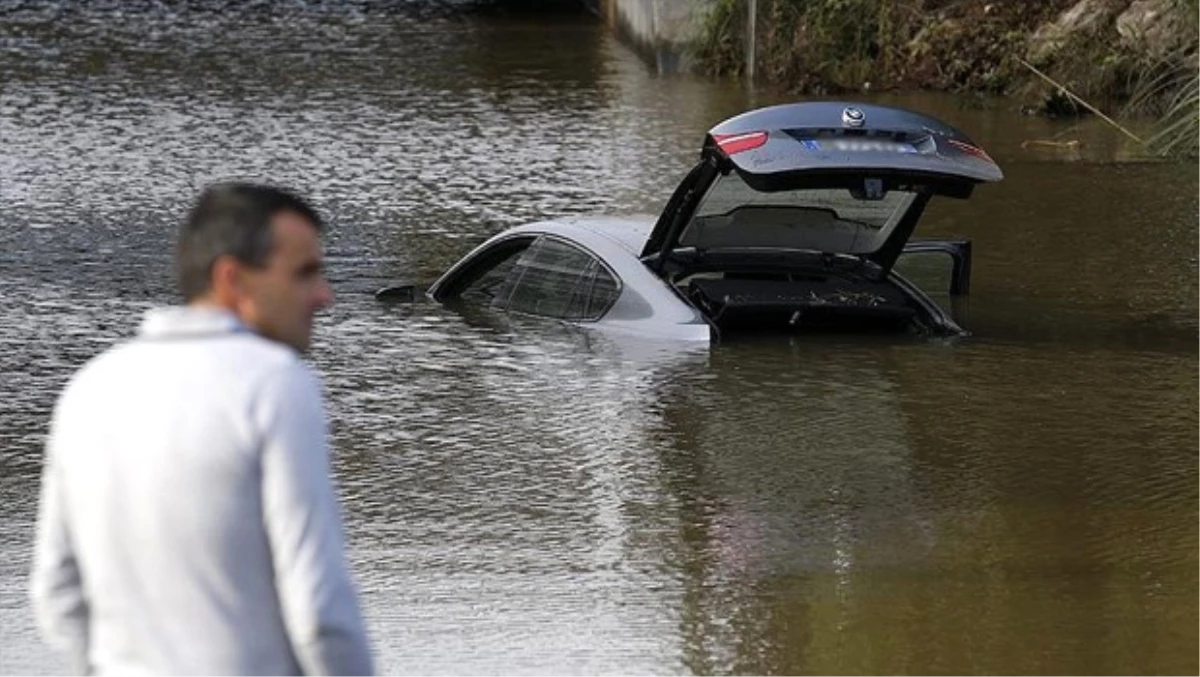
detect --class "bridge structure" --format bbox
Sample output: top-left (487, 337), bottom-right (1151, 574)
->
top-left (484, 0), bottom-right (700, 73)
top-left (582, 0), bottom-right (699, 73)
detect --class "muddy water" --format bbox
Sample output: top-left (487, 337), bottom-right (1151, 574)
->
top-left (0, 2), bottom-right (1195, 674)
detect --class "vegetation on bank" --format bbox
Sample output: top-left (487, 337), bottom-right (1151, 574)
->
top-left (693, 0), bottom-right (1198, 157)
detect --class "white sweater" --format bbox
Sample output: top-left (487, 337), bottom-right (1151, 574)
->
top-left (30, 307), bottom-right (373, 676)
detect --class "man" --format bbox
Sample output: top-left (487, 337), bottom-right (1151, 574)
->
top-left (31, 183), bottom-right (374, 675)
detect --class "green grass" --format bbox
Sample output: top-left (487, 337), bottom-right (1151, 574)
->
top-left (1122, 0), bottom-right (1198, 157)
top-left (692, 0), bottom-right (1071, 92)
top-left (1131, 60), bottom-right (1199, 158)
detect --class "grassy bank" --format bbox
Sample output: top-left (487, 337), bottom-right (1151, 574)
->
top-left (695, 0), bottom-right (1072, 92)
top-left (693, 0), bottom-right (1198, 157)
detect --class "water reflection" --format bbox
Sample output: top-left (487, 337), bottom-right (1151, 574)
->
top-left (644, 335), bottom-right (1197, 675)
top-left (648, 341), bottom-right (931, 674)
top-left (877, 340), bottom-right (1198, 675)
top-left (312, 302), bottom-right (712, 673)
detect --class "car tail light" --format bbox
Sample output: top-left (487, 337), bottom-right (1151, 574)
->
top-left (947, 139), bottom-right (993, 162)
top-left (712, 131), bottom-right (769, 155)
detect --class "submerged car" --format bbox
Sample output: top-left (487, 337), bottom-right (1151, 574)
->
top-left (425, 101), bottom-right (1003, 342)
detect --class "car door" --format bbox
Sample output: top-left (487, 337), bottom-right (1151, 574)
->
top-left (895, 239), bottom-right (972, 295)
top-left (892, 239), bottom-right (973, 328)
top-left (495, 236), bottom-right (621, 321)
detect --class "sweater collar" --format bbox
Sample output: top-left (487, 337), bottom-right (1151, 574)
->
top-left (139, 306), bottom-right (250, 340)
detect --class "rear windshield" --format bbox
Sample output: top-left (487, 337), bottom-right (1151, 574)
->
top-left (682, 170), bottom-right (918, 255)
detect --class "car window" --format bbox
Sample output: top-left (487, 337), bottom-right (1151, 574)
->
top-left (460, 247), bottom-right (524, 304)
top-left (439, 237), bottom-right (535, 304)
top-left (502, 237), bottom-right (619, 321)
top-left (565, 259), bottom-right (621, 320)
top-left (685, 170), bottom-right (917, 255)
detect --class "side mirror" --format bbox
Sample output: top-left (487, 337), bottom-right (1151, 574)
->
top-left (374, 284), bottom-right (418, 303)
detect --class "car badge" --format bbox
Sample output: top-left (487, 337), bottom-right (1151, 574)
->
top-left (842, 107), bottom-right (865, 128)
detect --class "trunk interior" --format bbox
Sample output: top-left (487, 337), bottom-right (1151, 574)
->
top-left (679, 271), bottom-right (918, 335)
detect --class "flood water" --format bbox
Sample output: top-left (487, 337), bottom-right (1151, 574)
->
top-left (0, 1), bottom-right (1196, 674)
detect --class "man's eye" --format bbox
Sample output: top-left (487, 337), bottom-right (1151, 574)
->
top-left (297, 262), bottom-right (323, 278)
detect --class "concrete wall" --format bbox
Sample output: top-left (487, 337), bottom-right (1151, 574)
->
top-left (594, 0), bottom-right (704, 73)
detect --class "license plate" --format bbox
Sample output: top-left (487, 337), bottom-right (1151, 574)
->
top-left (802, 139), bottom-right (918, 153)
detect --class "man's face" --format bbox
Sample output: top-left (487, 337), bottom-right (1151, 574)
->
top-left (235, 210), bottom-right (333, 352)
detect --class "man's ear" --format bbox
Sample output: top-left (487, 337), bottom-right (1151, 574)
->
top-left (209, 255), bottom-right (244, 304)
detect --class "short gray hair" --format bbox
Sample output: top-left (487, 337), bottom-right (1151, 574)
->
top-left (176, 183), bottom-right (324, 301)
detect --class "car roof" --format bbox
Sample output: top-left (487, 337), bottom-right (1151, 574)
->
top-left (432, 214), bottom-right (708, 341)
top-left (536, 214), bottom-right (655, 254)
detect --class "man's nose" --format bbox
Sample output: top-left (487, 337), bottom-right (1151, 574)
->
top-left (315, 279), bottom-right (334, 308)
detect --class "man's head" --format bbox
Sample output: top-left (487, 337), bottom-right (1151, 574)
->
top-left (177, 183), bottom-right (333, 353)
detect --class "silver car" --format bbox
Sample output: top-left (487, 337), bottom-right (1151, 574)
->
top-left (423, 101), bottom-right (1003, 343)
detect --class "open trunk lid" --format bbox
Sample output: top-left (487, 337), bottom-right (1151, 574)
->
top-left (641, 102), bottom-right (1003, 270)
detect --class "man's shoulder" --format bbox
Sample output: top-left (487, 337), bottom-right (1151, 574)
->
top-left (209, 332), bottom-right (309, 376)
top-left (68, 332), bottom-right (312, 402)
